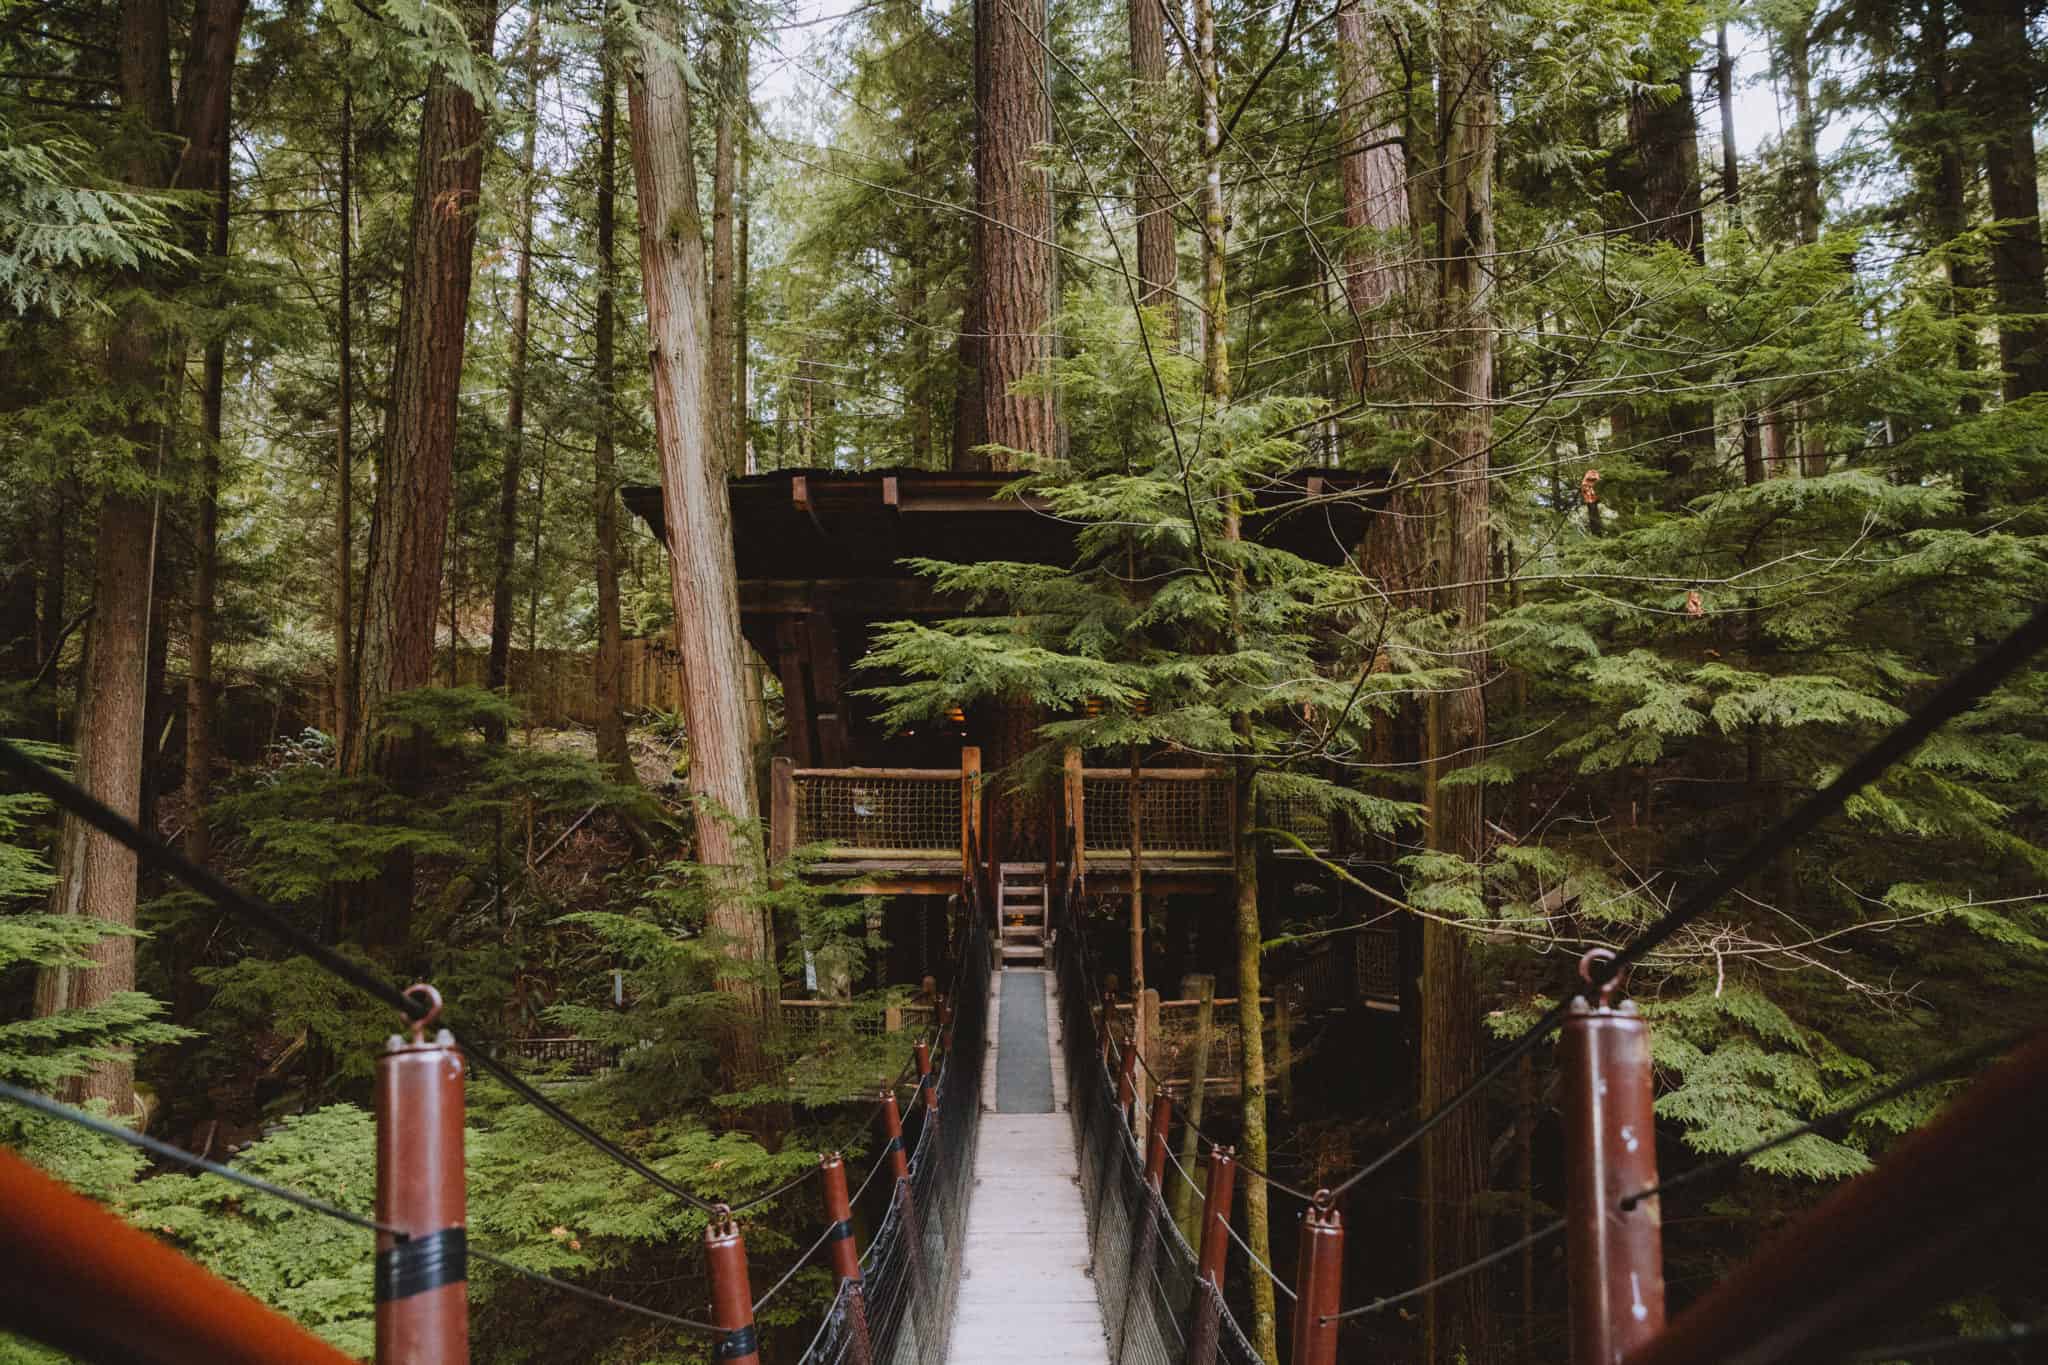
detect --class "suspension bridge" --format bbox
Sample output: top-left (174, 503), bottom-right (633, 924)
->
top-left (4, 601), bottom-right (2048, 1364)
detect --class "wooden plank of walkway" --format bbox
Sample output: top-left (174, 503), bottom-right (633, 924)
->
top-left (948, 969), bottom-right (1110, 1365)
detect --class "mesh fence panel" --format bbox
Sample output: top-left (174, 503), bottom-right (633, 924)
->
top-left (799, 913), bottom-right (990, 1365)
top-left (796, 774), bottom-right (962, 854)
top-left (1057, 924), bottom-right (1264, 1365)
top-left (1082, 775), bottom-right (1233, 856)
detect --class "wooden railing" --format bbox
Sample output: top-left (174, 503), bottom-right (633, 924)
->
top-left (1111, 995), bottom-right (1271, 1090)
top-left (776, 998), bottom-right (938, 1039)
top-left (497, 1036), bottom-right (617, 1075)
top-left (770, 748), bottom-right (981, 875)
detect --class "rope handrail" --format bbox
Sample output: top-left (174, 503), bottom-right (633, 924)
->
top-left (1321, 1220), bottom-right (1566, 1325)
top-left (1322, 597), bottom-right (2048, 1205)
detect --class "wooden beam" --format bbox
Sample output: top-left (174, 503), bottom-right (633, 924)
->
top-left (770, 757), bottom-right (796, 864)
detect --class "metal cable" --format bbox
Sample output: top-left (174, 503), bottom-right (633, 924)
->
top-left (0, 1079), bottom-right (403, 1239)
top-left (1621, 1029), bottom-right (2034, 1211)
top-left (1323, 1220), bottom-right (1566, 1324)
top-left (753, 1217), bottom-right (843, 1314)
top-left (1123, 1030), bottom-right (1322, 1206)
top-left (1216, 1205), bottom-right (1297, 1301)
top-left (726, 1163), bottom-right (825, 1217)
top-left (467, 1247), bottom-right (724, 1335)
top-left (0, 738), bottom-right (729, 1216)
top-left (0, 1078), bottom-right (726, 1336)
top-left (1326, 598), bottom-right (2048, 1204)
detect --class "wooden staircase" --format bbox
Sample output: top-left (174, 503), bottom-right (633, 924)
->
top-left (997, 863), bottom-right (1050, 968)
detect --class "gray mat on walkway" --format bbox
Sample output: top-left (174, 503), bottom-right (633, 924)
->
top-left (996, 974), bottom-right (1054, 1113)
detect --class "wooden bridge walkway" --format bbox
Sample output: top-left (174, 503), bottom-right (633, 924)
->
top-left (948, 968), bottom-right (1110, 1364)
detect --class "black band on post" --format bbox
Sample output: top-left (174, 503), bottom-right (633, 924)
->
top-left (375, 1227), bottom-right (468, 1303)
top-left (826, 1218), bottom-right (854, 1243)
top-left (883, 1136), bottom-right (903, 1154)
top-left (714, 1324), bottom-right (760, 1360)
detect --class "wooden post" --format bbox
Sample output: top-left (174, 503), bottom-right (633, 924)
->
top-left (1520, 1052), bottom-right (1537, 1365)
top-left (1129, 748), bottom-right (1145, 1110)
top-left (1171, 974), bottom-right (1216, 1238)
top-left (1196, 1146), bottom-right (1237, 1288)
top-left (960, 745), bottom-right (981, 892)
top-left (1065, 746), bottom-right (1085, 881)
top-left (1144, 1092), bottom-right (1173, 1191)
top-left (1563, 977), bottom-right (1665, 1365)
top-left (879, 1089), bottom-right (910, 1183)
top-left (704, 1212), bottom-right (760, 1365)
top-left (1291, 1198), bottom-right (1344, 1365)
top-left (770, 756), bottom-right (795, 865)
top-left (375, 998), bottom-right (467, 1365)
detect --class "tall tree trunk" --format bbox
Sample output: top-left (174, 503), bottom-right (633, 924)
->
top-left (1336, 0), bottom-right (1411, 422)
top-left (1716, 23), bottom-right (1740, 226)
top-left (1620, 57), bottom-right (1703, 259)
top-left (335, 72), bottom-right (356, 759)
top-left (592, 32), bottom-right (630, 782)
top-left (1195, 0), bottom-right (1276, 1355)
top-left (736, 84), bottom-right (752, 472)
top-left (711, 20), bottom-right (743, 474)
top-left (626, 8), bottom-right (774, 1094)
top-left (1925, 0), bottom-right (1982, 419)
top-left (1959, 0), bottom-right (2048, 399)
top-left (1780, 9), bottom-right (1829, 477)
top-left (1129, 0), bottom-right (1176, 332)
top-left (487, 9), bottom-right (543, 737)
top-left (967, 0), bottom-right (1054, 468)
top-left (37, 0), bottom-right (176, 1111)
top-left (184, 116), bottom-right (233, 866)
top-left (1423, 0), bottom-right (1496, 1356)
top-left (350, 0), bottom-right (494, 948)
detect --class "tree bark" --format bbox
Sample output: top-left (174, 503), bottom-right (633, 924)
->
top-left (184, 116), bottom-right (232, 867)
top-left (1959, 0), bottom-right (2047, 399)
top-left (592, 30), bottom-right (630, 782)
top-left (627, 9), bottom-right (775, 1090)
top-left (349, 0), bottom-right (494, 947)
top-left (967, 0), bottom-right (1054, 467)
top-left (335, 72), bottom-right (356, 760)
top-left (712, 20), bottom-right (743, 474)
top-left (1336, 0), bottom-right (1411, 423)
top-left (1423, 0), bottom-right (1496, 1356)
top-left (1924, 0), bottom-right (1982, 418)
top-left (1780, 9), bottom-right (1830, 478)
top-left (1128, 0), bottom-right (1176, 332)
top-left (487, 9), bottom-right (543, 737)
top-left (1196, 0), bottom-right (1277, 1352)
top-left (37, 0), bottom-right (176, 1111)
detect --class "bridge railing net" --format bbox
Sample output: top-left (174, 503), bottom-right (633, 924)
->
top-left (795, 771), bottom-right (963, 855)
top-left (799, 911), bottom-right (990, 1365)
top-left (1056, 926), bottom-right (1263, 1365)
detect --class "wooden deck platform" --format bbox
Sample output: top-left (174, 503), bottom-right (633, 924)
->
top-left (949, 969), bottom-right (1109, 1364)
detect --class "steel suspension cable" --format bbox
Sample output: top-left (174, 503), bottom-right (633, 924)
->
top-left (0, 1078), bottom-right (726, 1335)
top-left (1619, 1028), bottom-right (2035, 1211)
top-left (1322, 1220), bottom-right (1566, 1325)
top-left (752, 1217), bottom-right (845, 1315)
top-left (0, 737), bottom-right (729, 1216)
top-left (1324, 598), bottom-right (2048, 1204)
top-left (0, 1079), bottom-right (401, 1239)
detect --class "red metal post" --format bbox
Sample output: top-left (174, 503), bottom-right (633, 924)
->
top-left (1196, 1146), bottom-right (1237, 1288)
top-left (879, 1089), bottom-right (910, 1183)
top-left (375, 990), bottom-right (468, 1365)
top-left (915, 1040), bottom-right (937, 1115)
top-left (0, 1147), bottom-right (359, 1365)
top-left (1144, 1092), bottom-right (1173, 1190)
top-left (1563, 964), bottom-right (1665, 1365)
top-left (705, 1211), bottom-right (761, 1365)
top-left (1100, 990), bottom-right (1116, 1070)
top-left (1290, 1195), bottom-right (1344, 1365)
top-left (1117, 1035), bottom-right (1139, 1121)
top-left (820, 1153), bottom-right (861, 1285)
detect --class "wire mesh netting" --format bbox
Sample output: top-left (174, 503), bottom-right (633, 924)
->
top-left (796, 774), bottom-right (963, 854)
top-left (798, 913), bottom-right (990, 1365)
top-left (1057, 925), bottom-right (1264, 1365)
top-left (1082, 774), bottom-right (1233, 856)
